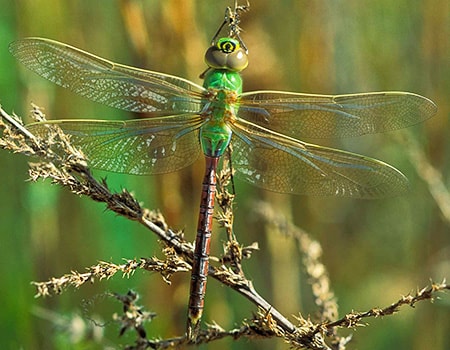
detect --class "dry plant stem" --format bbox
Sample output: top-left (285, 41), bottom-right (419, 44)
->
top-left (252, 202), bottom-right (339, 324)
top-left (397, 132), bottom-right (450, 225)
top-left (215, 150), bottom-right (248, 275)
top-left (251, 203), bottom-right (450, 342)
top-left (32, 254), bottom-right (192, 297)
top-left (1, 106), bottom-right (449, 349)
top-left (0, 106), bottom-right (296, 335)
top-left (0, 107), bottom-right (37, 140)
top-left (324, 281), bottom-right (450, 330)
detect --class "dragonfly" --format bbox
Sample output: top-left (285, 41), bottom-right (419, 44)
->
top-left (9, 9), bottom-right (436, 340)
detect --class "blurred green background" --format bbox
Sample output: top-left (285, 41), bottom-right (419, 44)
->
top-left (0, 0), bottom-right (449, 349)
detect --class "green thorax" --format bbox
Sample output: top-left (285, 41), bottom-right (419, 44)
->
top-left (200, 68), bottom-right (243, 157)
top-left (203, 68), bottom-right (243, 92)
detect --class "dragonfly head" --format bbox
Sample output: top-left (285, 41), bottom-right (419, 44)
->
top-left (204, 37), bottom-right (248, 72)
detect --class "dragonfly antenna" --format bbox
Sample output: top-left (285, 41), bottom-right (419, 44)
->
top-left (200, 1), bottom-right (249, 79)
top-left (211, 0), bottom-right (250, 52)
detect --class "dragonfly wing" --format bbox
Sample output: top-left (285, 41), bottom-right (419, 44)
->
top-left (26, 115), bottom-right (203, 175)
top-left (239, 91), bottom-right (437, 138)
top-left (230, 120), bottom-right (409, 198)
top-left (10, 38), bottom-right (206, 114)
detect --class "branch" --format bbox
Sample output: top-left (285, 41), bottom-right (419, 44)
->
top-left (0, 105), bottom-right (303, 345)
top-left (1, 105), bottom-right (448, 349)
top-left (324, 280), bottom-right (450, 330)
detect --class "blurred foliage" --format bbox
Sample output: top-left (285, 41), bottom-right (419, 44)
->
top-left (0, 0), bottom-right (449, 349)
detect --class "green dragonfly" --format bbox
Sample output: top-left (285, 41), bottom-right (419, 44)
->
top-left (9, 23), bottom-right (436, 340)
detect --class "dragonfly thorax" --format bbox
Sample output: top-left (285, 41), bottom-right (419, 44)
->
top-left (203, 69), bottom-right (243, 93)
top-left (200, 67), bottom-right (242, 158)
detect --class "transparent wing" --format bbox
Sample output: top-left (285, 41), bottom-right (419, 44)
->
top-left (26, 115), bottom-right (204, 175)
top-left (230, 119), bottom-right (408, 198)
top-left (10, 37), bottom-right (206, 114)
top-left (239, 91), bottom-right (437, 138)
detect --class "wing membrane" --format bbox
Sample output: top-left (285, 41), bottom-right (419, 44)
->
top-left (10, 37), bottom-right (206, 114)
top-left (239, 91), bottom-right (437, 138)
top-left (230, 119), bottom-right (408, 198)
top-left (26, 115), bottom-right (204, 174)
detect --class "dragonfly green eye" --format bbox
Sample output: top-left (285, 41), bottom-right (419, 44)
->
top-left (217, 37), bottom-right (238, 53)
top-left (204, 37), bottom-right (248, 72)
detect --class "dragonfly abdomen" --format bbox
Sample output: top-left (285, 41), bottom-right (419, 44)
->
top-left (187, 155), bottom-right (219, 337)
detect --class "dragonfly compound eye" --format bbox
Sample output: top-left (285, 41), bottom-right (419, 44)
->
top-left (218, 37), bottom-right (238, 53)
top-left (204, 37), bottom-right (248, 72)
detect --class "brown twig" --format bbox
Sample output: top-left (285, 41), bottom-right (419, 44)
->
top-left (0, 105), bottom-right (301, 345)
top-left (324, 280), bottom-right (450, 330)
top-left (1, 105), bottom-right (448, 349)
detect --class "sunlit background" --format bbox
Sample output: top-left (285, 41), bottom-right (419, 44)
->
top-left (0, 0), bottom-right (449, 349)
